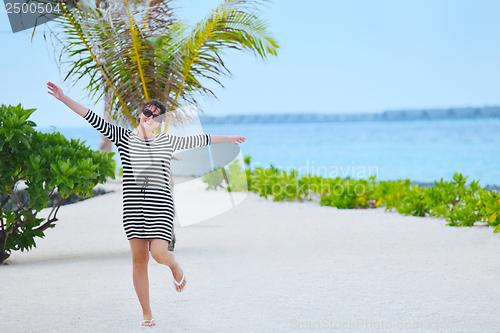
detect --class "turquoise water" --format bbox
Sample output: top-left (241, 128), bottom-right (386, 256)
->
top-left (37, 118), bottom-right (500, 186)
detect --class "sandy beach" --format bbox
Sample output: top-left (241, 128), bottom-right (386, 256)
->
top-left (1, 177), bottom-right (499, 333)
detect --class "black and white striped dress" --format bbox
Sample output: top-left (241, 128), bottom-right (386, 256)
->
top-left (84, 109), bottom-right (211, 242)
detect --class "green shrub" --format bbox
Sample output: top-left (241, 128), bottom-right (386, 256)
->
top-left (241, 155), bottom-right (500, 233)
top-left (202, 156), bottom-right (250, 192)
top-left (397, 185), bottom-right (431, 217)
top-left (477, 190), bottom-right (500, 232)
top-left (225, 159), bottom-right (247, 192)
top-left (202, 167), bottom-right (225, 190)
top-left (245, 164), bottom-right (307, 201)
top-left (373, 179), bottom-right (412, 211)
top-left (320, 177), bottom-right (377, 209)
top-left (0, 103), bottom-right (116, 263)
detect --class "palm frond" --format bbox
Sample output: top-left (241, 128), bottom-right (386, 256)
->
top-left (56, 0), bottom-right (181, 128)
top-left (57, 1), bottom-right (136, 126)
top-left (161, 0), bottom-right (279, 132)
top-left (45, 0), bottom-right (278, 133)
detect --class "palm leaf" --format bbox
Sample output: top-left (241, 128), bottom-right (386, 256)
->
top-left (161, 0), bottom-right (279, 132)
top-left (56, 1), bottom-right (136, 125)
top-left (44, 0), bottom-right (278, 133)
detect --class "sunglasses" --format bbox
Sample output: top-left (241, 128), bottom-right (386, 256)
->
top-left (142, 108), bottom-right (163, 123)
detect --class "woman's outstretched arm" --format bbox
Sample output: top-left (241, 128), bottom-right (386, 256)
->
top-left (47, 81), bottom-right (88, 117)
top-left (47, 81), bottom-right (126, 146)
top-left (171, 134), bottom-right (245, 152)
top-left (210, 135), bottom-right (246, 145)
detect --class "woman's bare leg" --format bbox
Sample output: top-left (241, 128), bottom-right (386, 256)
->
top-left (129, 238), bottom-right (153, 320)
top-left (150, 239), bottom-right (186, 291)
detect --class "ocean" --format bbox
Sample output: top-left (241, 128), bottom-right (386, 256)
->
top-left (37, 118), bottom-right (500, 186)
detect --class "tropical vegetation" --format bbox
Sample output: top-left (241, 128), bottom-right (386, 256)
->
top-left (40, 0), bottom-right (278, 152)
top-left (202, 155), bottom-right (500, 233)
top-left (0, 104), bottom-right (116, 264)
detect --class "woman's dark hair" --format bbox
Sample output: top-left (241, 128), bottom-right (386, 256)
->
top-left (137, 99), bottom-right (167, 124)
top-left (143, 99), bottom-right (166, 115)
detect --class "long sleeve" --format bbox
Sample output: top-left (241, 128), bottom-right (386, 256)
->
top-left (83, 109), bottom-right (127, 146)
top-left (170, 134), bottom-right (211, 152)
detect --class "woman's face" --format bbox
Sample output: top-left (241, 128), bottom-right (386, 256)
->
top-left (139, 105), bottom-right (162, 130)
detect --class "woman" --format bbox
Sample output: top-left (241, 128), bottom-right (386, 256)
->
top-left (47, 81), bottom-right (245, 327)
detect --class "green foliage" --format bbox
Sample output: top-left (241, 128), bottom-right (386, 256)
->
top-left (438, 175), bottom-right (484, 227)
top-left (245, 165), bottom-right (305, 201)
top-left (243, 155), bottom-right (251, 169)
top-left (320, 177), bottom-right (378, 209)
top-left (202, 167), bottom-right (225, 190)
top-left (373, 179), bottom-right (410, 211)
top-left (225, 159), bottom-right (247, 192)
top-left (0, 104), bottom-right (115, 263)
top-left (49, 1), bottom-right (279, 131)
top-left (245, 163), bottom-right (380, 206)
top-left (371, 173), bottom-right (490, 226)
top-left (397, 185), bottom-right (431, 217)
top-left (240, 155), bottom-right (500, 233)
top-left (477, 190), bottom-right (500, 232)
top-left (201, 159), bottom-right (249, 192)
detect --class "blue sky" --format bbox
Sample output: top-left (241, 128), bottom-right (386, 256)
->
top-left (1, 0), bottom-right (499, 127)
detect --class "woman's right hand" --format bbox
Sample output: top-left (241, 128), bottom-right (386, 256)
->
top-left (47, 81), bottom-right (65, 101)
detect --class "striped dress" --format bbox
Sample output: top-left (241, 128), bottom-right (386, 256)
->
top-left (84, 109), bottom-right (211, 242)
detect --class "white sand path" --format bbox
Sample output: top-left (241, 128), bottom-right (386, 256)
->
top-left (1, 178), bottom-right (499, 332)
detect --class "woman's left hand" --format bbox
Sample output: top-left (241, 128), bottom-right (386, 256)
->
top-left (228, 135), bottom-right (246, 145)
